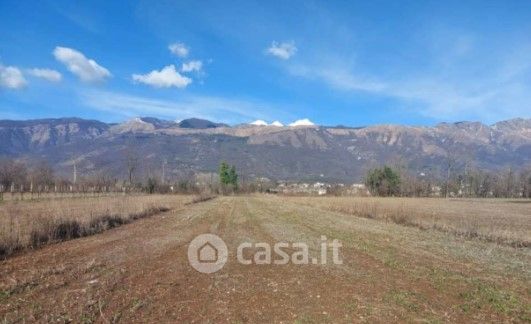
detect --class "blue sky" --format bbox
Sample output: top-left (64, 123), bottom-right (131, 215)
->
top-left (1, 0), bottom-right (530, 126)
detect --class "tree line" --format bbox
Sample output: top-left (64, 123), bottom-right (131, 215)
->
top-left (364, 165), bottom-right (531, 198)
top-left (0, 159), bottom-right (247, 197)
top-left (1, 158), bottom-right (530, 198)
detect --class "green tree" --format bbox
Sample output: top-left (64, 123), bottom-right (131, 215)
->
top-left (229, 165), bottom-right (238, 189)
top-left (365, 166), bottom-right (401, 196)
top-left (219, 161), bottom-right (231, 186)
top-left (219, 162), bottom-right (238, 192)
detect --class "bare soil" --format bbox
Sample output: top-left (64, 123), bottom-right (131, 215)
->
top-left (1, 196), bottom-right (529, 323)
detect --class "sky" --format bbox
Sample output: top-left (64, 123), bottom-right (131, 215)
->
top-left (1, 0), bottom-right (530, 126)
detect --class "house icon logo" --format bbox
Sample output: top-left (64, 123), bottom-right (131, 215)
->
top-left (198, 241), bottom-right (218, 263)
top-left (188, 234), bottom-right (228, 273)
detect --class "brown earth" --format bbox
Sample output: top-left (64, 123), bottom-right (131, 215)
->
top-left (1, 196), bottom-right (530, 323)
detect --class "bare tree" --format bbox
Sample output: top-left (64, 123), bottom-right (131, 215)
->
top-left (30, 161), bottom-right (54, 191)
top-left (0, 159), bottom-right (28, 190)
top-left (504, 168), bottom-right (516, 198)
top-left (124, 149), bottom-right (138, 186)
top-left (521, 168), bottom-right (531, 198)
top-left (161, 158), bottom-right (167, 184)
top-left (443, 147), bottom-right (457, 198)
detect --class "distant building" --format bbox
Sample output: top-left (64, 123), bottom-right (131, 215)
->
top-left (431, 185), bottom-right (441, 196)
top-left (272, 181), bottom-right (328, 195)
top-left (348, 183), bottom-right (370, 196)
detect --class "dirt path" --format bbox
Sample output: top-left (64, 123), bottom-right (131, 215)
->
top-left (1, 196), bottom-right (529, 323)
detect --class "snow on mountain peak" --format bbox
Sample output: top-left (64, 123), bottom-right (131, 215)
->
top-left (289, 118), bottom-right (315, 126)
top-left (250, 120), bottom-right (269, 126)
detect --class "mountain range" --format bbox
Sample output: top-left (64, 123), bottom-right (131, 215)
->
top-left (0, 117), bottom-right (530, 182)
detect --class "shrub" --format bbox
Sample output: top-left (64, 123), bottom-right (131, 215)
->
top-left (365, 166), bottom-right (401, 196)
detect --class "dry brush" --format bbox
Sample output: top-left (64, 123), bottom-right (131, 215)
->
top-left (0, 195), bottom-right (193, 259)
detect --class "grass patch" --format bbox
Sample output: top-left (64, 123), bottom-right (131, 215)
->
top-left (130, 298), bottom-right (147, 313)
top-left (293, 314), bottom-right (320, 324)
top-left (286, 197), bottom-right (531, 248)
top-left (459, 279), bottom-right (529, 319)
top-left (427, 268), bottom-right (454, 292)
top-left (383, 256), bottom-right (400, 269)
top-left (344, 300), bottom-right (358, 312)
top-left (0, 290), bottom-right (11, 300)
top-left (384, 290), bottom-right (420, 312)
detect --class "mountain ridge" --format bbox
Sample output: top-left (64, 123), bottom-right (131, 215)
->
top-left (1, 116), bottom-right (529, 130)
top-left (0, 116), bottom-right (529, 182)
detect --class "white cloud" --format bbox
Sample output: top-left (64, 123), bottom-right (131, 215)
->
top-left (27, 68), bottom-right (62, 82)
top-left (0, 65), bottom-right (27, 89)
top-left (288, 48), bottom-right (531, 123)
top-left (277, 23), bottom-right (531, 123)
top-left (181, 60), bottom-right (203, 73)
top-left (169, 43), bottom-right (189, 58)
top-left (271, 121), bottom-right (284, 127)
top-left (266, 41), bottom-right (297, 60)
top-left (53, 46), bottom-right (111, 82)
top-left (289, 65), bottom-right (385, 93)
top-left (81, 90), bottom-right (295, 124)
top-left (132, 65), bottom-right (192, 88)
top-left (250, 120), bottom-right (268, 126)
top-left (289, 118), bottom-right (315, 126)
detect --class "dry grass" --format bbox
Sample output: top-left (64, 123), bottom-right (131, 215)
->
top-left (187, 192), bottom-right (217, 204)
top-left (0, 194), bottom-right (193, 258)
top-left (0, 191), bottom-right (128, 202)
top-left (283, 196), bottom-right (531, 247)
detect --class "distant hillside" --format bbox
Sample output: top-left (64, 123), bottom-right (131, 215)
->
top-left (0, 117), bottom-right (529, 182)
